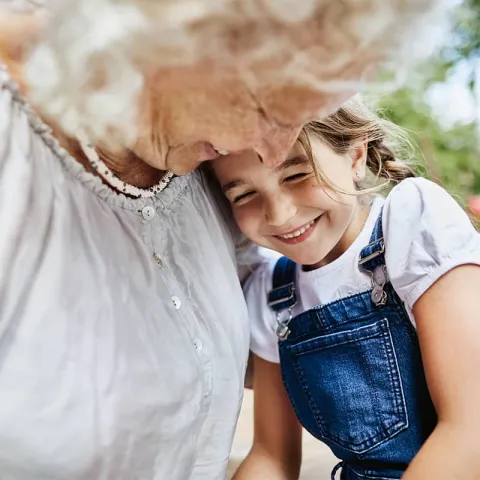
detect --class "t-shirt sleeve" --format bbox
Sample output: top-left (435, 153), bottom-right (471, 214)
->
top-left (383, 177), bottom-right (480, 310)
top-left (243, 259), bottom-right (281, 363)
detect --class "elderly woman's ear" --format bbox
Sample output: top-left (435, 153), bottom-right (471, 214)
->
top-left (0, 11), bottom-right (40, 91)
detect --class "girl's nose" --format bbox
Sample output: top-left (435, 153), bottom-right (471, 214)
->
top-left (264, 193), bottom-right (297, 227)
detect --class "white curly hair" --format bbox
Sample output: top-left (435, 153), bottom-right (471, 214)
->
top-left (18, 0), bottom-right (453, 144)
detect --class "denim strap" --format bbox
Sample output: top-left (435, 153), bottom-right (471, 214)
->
top-left (267, 256), bottom-right (297, 312)
top-left (358, 208), bottom-right (385, 273)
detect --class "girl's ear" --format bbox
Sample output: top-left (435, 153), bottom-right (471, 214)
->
top-left (349, 140), bottom-right (368, 183)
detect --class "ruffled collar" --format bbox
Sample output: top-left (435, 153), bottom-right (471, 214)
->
top-left (0, 62), bottom-right (190, 212)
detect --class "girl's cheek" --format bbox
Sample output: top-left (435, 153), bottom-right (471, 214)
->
top-left (233, 208), bottom-right (250, 234)
top-left (235, 205), bottom-right (261, 239)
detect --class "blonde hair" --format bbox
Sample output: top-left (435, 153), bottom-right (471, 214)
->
top-left (298, 96), bottom-right (416, 192)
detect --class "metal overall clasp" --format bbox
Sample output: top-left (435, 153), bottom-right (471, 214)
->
top-left (358, 238), bottom-right (388, 307)
top-left (370, 264), bottom-right (388, 306)
top-left (268, 282), bottom-right (296, 341)
top-left (275, 307), bottom-right (294, 340)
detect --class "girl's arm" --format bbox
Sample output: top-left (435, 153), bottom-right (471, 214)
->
top-left (404, 264), bottom-right (480, 478)
top-left (233, 354), bottom-right (302, 480)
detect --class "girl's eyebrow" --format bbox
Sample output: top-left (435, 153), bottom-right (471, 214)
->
top-left (222, 178), bottom-right (247, 194)
top-left (274, 155), bottom-right (309, 173)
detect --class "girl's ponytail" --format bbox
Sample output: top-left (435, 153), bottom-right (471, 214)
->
top-left (300, 96), bottom-right (418, 190)
top-left (366, 138), bottom-right (415, 184)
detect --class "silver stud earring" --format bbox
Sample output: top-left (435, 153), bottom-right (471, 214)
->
top-left (355, 171), bottom-right (361, 180)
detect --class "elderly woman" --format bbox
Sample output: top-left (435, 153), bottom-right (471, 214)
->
top-left (0, 1), bottom-right (449, 479)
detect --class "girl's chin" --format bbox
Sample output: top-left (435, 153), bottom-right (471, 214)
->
top-left (275, 250), bottom-right (326, 268)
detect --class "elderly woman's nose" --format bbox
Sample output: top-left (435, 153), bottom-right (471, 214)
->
top-left (255, 125), bottom-right (302, 167)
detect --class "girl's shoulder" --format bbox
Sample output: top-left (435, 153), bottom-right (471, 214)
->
top-left (384, 177), bottom-right (462, 219)
top-left (382, 177), bottom-right (478, 260)
top-left (382, 177), bottom-right (480, 311)
top-left (243, 252), bottom-right (279, 319)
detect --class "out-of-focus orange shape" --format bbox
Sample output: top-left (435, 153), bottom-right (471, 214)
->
top-left (468, 196), bottom-right (480, 217)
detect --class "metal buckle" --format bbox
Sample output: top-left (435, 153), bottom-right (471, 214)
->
top-left (358, 239), bottom-right (385, 266)
top-left (370, 264), bottom-right (388, 306)
top-left (275, 307), bottom-right (294, 340)
top-left (267, 282), bottom-right (296, 307)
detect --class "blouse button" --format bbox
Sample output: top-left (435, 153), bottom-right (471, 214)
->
top-left (172, 296), bottom-right (182, 310)
top-left (141, 205), bottom-right (156, 221)
top-left (193, 339), bottom-right (203, 352)
top-left (153, 252), bottom-right (163, 267)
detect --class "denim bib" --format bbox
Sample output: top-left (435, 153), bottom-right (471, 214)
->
top-left (267, 212), bottom-right (437, 479)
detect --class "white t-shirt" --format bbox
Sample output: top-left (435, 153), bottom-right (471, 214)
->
top-left (245, 178), bottom-right (480, 363)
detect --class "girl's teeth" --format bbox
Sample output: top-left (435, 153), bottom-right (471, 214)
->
top-left (280, 220), bottom-right (314, 239)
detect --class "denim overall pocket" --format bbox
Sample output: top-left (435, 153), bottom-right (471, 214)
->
top-left (285, 318), bottom-right (407, 454)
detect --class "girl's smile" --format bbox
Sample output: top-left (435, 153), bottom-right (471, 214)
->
top-left (271, 216), bottom-right (320, 245)
top-left (212, 133), bottom-right (368, 269)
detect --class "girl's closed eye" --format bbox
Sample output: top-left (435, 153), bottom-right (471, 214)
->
top-left (283, 166), bottom-right (314, 184)
top-left (232, 190), bottom-right (256, 205)
top-left (279, 155), bottom-right (315, 183)
top-left (284, 172), bottom-right (309, 182)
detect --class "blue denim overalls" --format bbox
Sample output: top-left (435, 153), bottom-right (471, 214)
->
top-left (267, 212), bottom-right (437, 479)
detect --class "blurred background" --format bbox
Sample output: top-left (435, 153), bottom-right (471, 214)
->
top-left (377, 0), bottom-right (480, 220)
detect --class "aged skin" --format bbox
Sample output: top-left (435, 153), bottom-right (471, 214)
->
top-left (1, 0), bottom-right (451, 181)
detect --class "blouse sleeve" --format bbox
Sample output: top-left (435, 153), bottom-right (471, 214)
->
top-left (383, 177), bottom-right (480, 311)
top-left (0, 64), bottom-right (36, 295)
top-left (0, 64), bottom-right (15, 166)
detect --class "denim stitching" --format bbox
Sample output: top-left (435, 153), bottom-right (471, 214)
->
top-left (347, 464), bottom-right (400, 479)
top-left (290, 320), bottom-right (386, 354)
top-left (280, 346), bottom-right (327, 439)
top-left (290, 349), bottom-right (328, 438)
top-left (383, 321), bottom-right (409, 432)
top-left (288, 318), bottom-right (408, 453)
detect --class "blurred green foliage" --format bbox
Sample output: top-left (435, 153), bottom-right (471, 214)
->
top-left (378, 0), bottom-right (480, 204)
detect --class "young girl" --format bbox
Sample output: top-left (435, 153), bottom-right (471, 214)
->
top-left (211, 98), bottom-right (480, 480)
